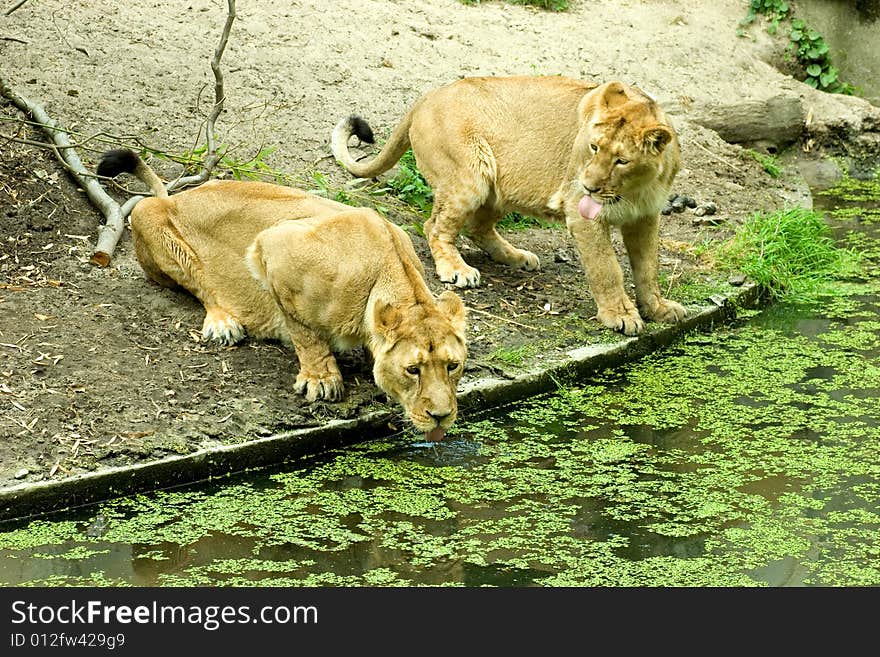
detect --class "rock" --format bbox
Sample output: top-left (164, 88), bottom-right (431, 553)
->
top-left (729, 274), bottom-right (747, 286)
top-left (792, 158), bottom-right (844, 191)
top-left (13, 468), bottom-right (29, 480)
top-left (687, 91), bottom-right (804, 149)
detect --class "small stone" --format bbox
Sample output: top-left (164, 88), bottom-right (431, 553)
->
top-left (702, 201), bottom-right (717, 215)
top-left (728, 274), bottom-right (747, 286)
top-left (694, 206), bottom-right (707, 217)
top-left (554, 249), bottom-right (571, 263)
top-left (683, 196), bottom-right (697, 208)
top-left (14, 468), bottom-right (29, 480)
top-left (671, 199), bottom-right (686, 212)
top-left (661, 205), bottom-right (673, 215)
top-left (668, 192), bottom-right (679, 202)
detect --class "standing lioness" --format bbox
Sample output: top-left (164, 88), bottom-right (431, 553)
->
top-left (97, 149), bottom-right (467, 440)
top-left (332, 76), bottom-right (687, 335)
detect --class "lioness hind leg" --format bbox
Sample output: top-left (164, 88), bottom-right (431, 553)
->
top-left (468, 207), bottom-right (540, 271)
top-left (426, 197), bottom-right (482, 288)
top-left (131, 202), bottom-right (245, 345)
top-left (620, 217), bottom-right (687, 325)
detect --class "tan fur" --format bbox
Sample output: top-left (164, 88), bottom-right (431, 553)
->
top-left (113, 152), bottom-right (467, 434)
top-left (332, 76), bottom-right (687, 335)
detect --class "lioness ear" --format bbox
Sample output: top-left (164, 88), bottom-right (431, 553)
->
top-left (600, 81), bottom-right (629, 109)
top-left (641, 125), bottom-right (673, 155)
top-left (436, 291), bottom-right (467, 337)
top-left (373, 301), bottom-right (402, 338)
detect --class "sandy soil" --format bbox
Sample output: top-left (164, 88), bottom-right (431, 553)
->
top-left (0, 0), bottom-right (865, 491)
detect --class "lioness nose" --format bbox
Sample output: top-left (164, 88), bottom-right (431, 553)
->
top-left (427, 410), bottom-right (452, 423)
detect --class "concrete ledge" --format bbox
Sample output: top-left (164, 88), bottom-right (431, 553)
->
top-left (0, 283), bottom-right (763, 524)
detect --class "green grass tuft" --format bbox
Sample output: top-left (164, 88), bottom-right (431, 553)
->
top-left (744, 149), bottom-right (782, 178)
top-left (714, 208), bottom-right (861, 301)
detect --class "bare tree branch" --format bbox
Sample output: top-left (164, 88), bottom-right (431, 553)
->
top-left (168, 0), bottom-right (236, 191)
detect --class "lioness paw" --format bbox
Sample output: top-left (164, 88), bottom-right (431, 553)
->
top-left (647, 299), bottom-right (687, 324)
top-left (514, 249), bottom-right (541, 271)
top-left (437, 263), bottom-right (481, 288)
top-left (294, 372), bottom-right (344, 403)
top-left (202, 312), bottom-right (246, 345)
top-left (596, 307), bottom-right (645, 336)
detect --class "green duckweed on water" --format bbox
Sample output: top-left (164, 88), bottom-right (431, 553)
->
top-left (0, 219), bottom-right (878, 587)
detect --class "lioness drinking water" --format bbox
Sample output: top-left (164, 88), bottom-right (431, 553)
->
top-left (97, 149), bottom-right (467, 440)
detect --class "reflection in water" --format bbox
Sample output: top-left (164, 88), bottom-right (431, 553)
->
top-left (1, 219), bottom-right (878, 587)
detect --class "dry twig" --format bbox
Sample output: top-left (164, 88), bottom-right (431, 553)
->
top-left (466, 306), bottom-right (537, 331)
top-left (168, 0), bottom-right (236, 192)
top-left (4, 0), bottom-right (30, 17)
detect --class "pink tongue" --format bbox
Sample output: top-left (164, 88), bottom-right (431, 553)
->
top-left (578, 195), bottom-right (604, 219)
top-left (425, 426), bottom-right (446, 442)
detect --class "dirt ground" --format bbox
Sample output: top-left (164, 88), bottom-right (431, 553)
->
top-left (0, 0), bottom-right (873, 491)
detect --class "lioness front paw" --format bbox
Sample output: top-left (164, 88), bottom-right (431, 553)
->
top-left (513, 249), bottom-right (541, 271)
top-left (642, 298), bottom-right (688, 324)
top-left (596, 307), bottom-right (645, 336)
top-left (294, 371), bottom-right (344, 403)
top-left (202, 310), bottom-right (246, 345)
top-left (436, 262), bottom-right (481, 288)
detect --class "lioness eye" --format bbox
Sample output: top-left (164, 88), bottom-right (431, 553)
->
top-left (447, 362), bottom-right (460, 372)
top-left (406, 365), bottom-right (420, 376)
top-left (615, 158), bottom-right (629, 166)
top-left (590, 143), bottom-right (599, 153)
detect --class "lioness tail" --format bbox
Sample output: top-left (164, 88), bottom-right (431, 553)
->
top-left (96, 149), bottom-right (169, 199)
top-left (330, 109), bottom-right (414, 179)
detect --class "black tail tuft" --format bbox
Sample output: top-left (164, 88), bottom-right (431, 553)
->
top-left (96, 148), bottom-right (140, 178)
top-left (349, 115), bottom-right (375, 144)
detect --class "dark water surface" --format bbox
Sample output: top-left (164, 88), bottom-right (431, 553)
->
top-left (1, 215), bottom-right (878, 587)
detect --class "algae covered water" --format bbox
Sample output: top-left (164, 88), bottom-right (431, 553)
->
top-left (0, 219), bottom-right (878, 587)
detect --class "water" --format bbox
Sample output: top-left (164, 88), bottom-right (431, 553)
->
top-left (1, 214), bottom-right (878, 587)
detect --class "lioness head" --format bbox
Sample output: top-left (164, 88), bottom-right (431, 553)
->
top-left (573, 81), bottom-right (679, 224)
top-left (371, 291), bottom-right (468, 440)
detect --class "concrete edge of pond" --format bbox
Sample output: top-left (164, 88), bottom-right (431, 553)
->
top-left (0, 282), bottom-right (763, 524)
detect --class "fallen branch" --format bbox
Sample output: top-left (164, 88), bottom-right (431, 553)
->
top-left (0, 76), bottom-right (131, 266)
top-left (0, 0), bottom-right (237, 265)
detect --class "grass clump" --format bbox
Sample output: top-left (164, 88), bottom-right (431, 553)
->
top-left (387, 149), bottom-right (434, 215)
top-left (714, 208), bottom-right (861, 301)
top-left (744, 149), bottom-right (782, 178)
